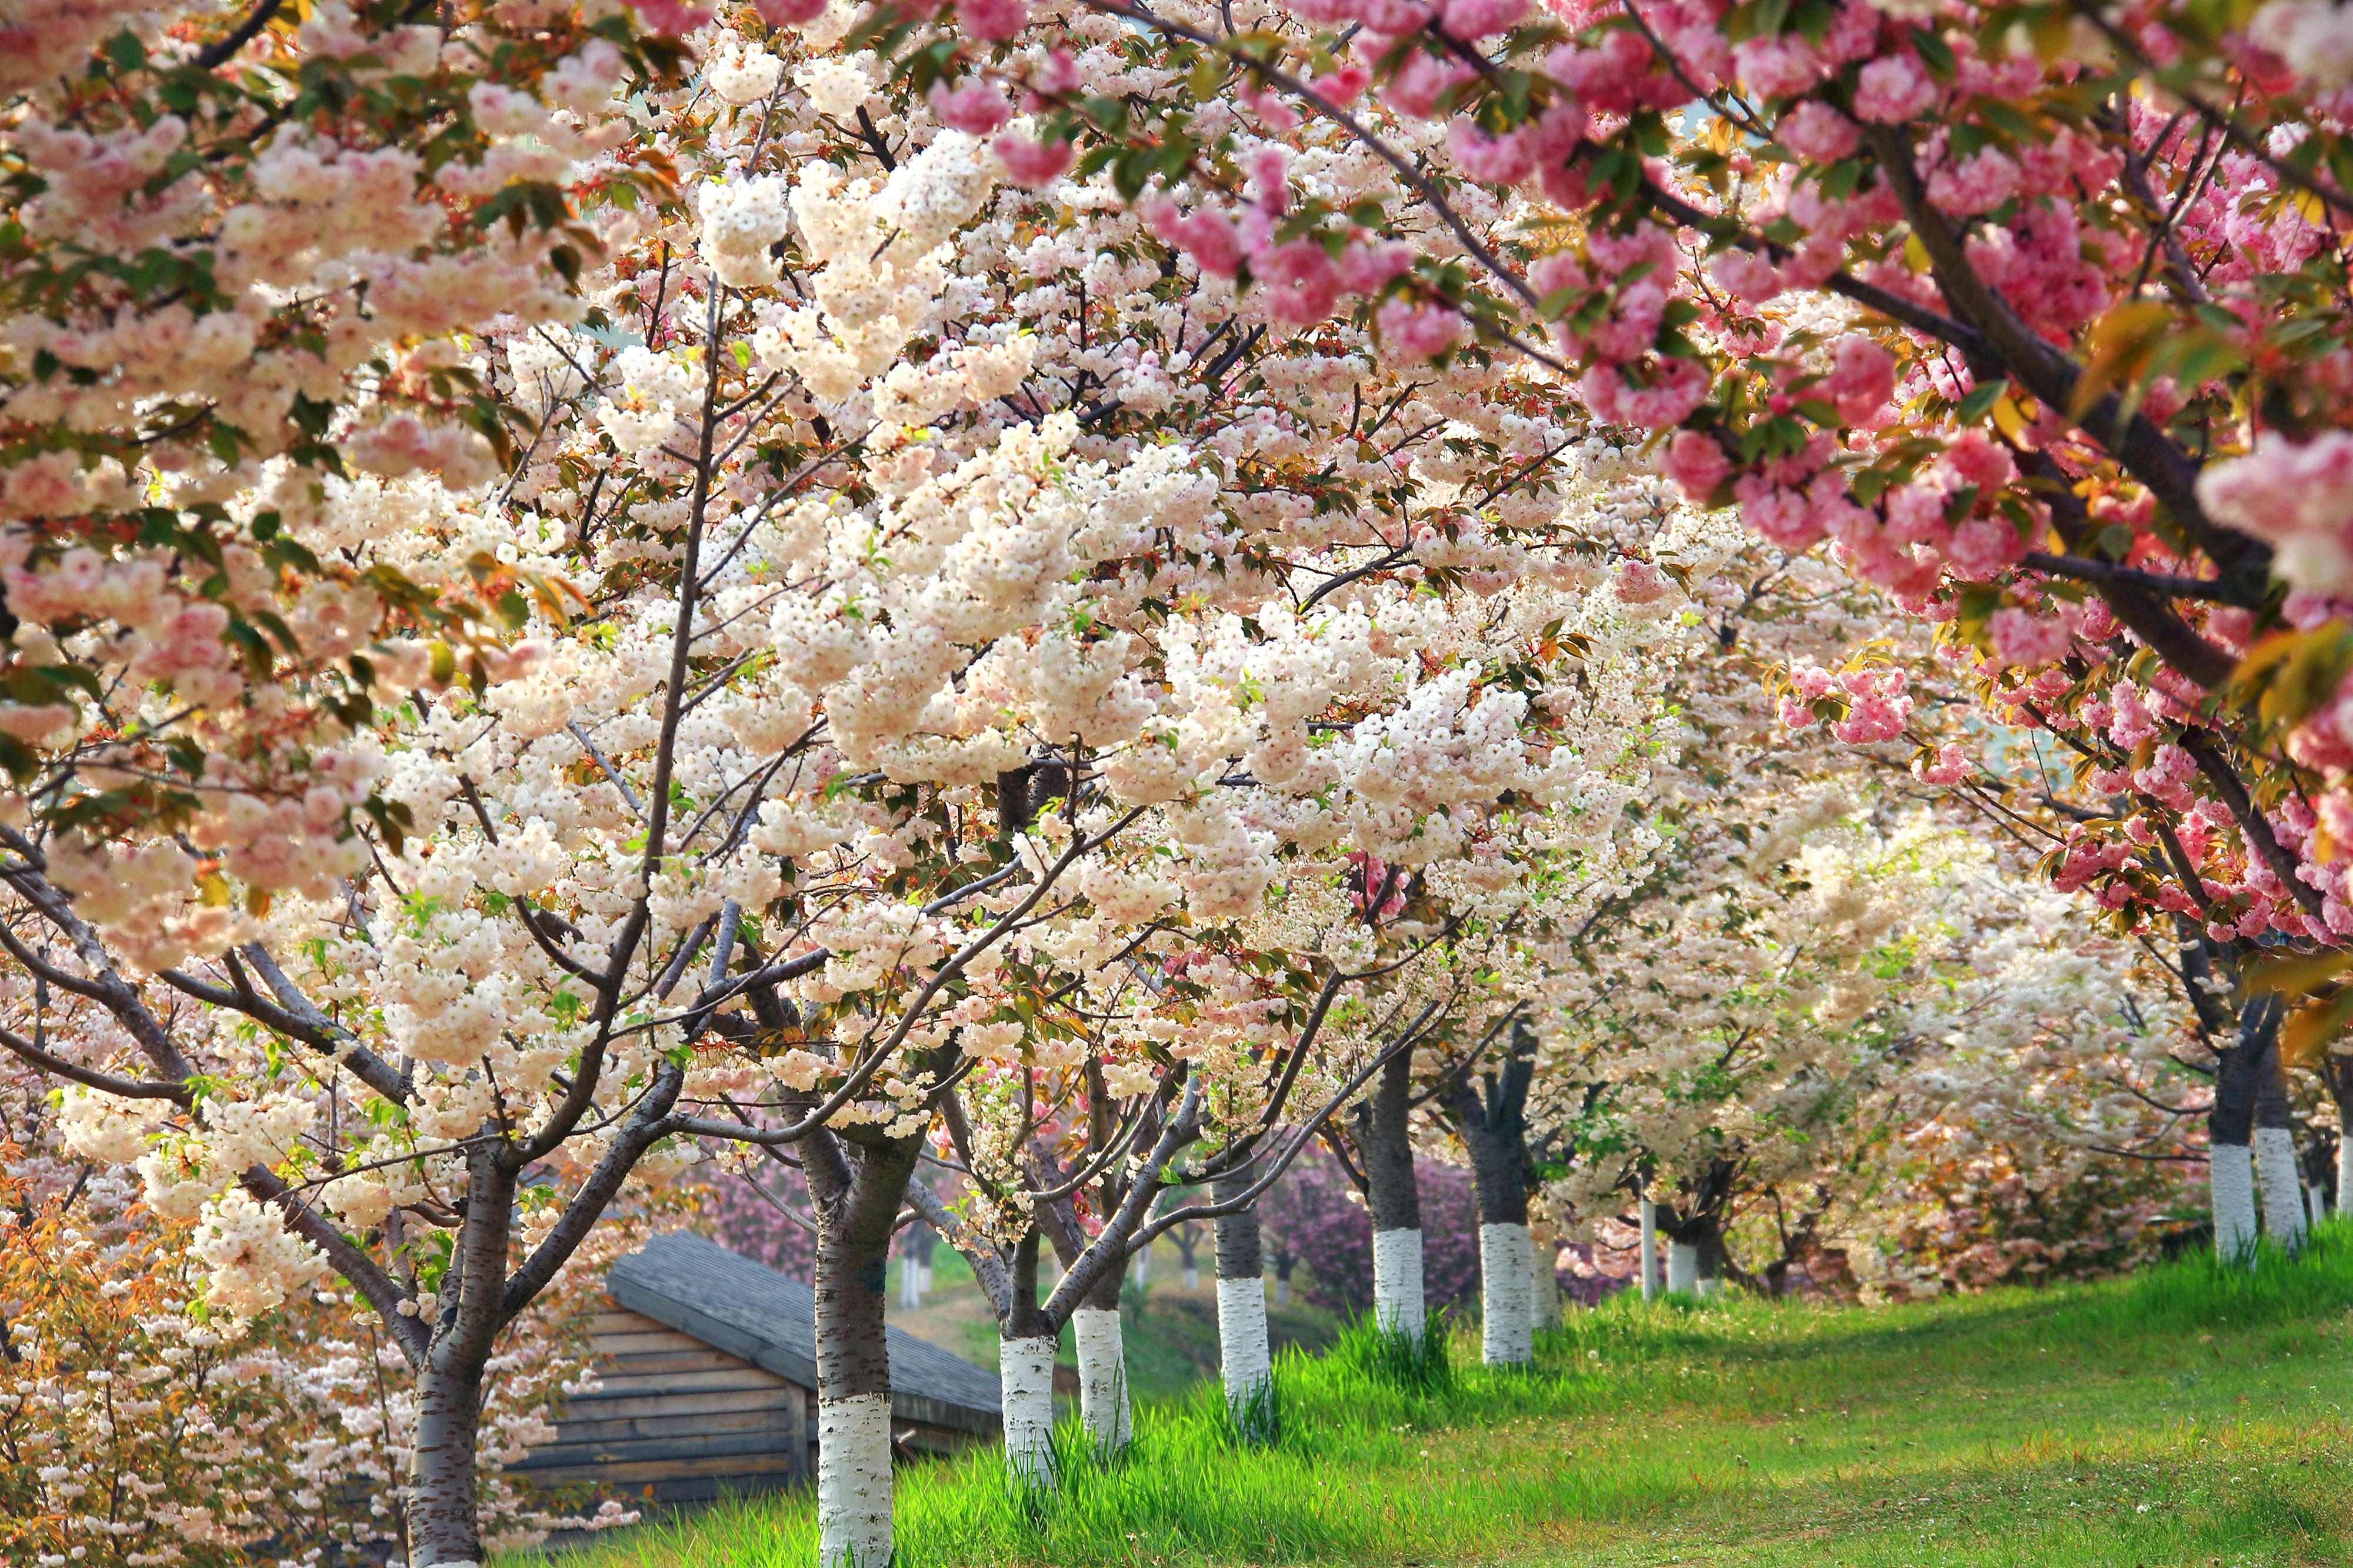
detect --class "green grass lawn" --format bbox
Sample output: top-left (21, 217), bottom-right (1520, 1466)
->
top-left (541, 1226), bottom-right (2353, 1568)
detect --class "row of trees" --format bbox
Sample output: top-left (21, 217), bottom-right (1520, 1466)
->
top-left (7, 0), bottom-right (2353, 1560)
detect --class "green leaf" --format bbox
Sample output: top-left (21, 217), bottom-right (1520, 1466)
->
top-left (1955, 378), bottom-right (2009, 425)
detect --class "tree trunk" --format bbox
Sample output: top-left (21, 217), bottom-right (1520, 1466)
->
top-left (1072, 1265), bottom-right (1129, 1458)
top-left (2330, 1053), bottom-right (2353, 1217)
top-left (1371, 1227), bottom-right (1426, 1336)
top-left (998, 1229), bottom-right (1058, 1494)
top-left (1359, 1046), bottom-right (1427, 1336)
top-left (808, 1129), bottom-right (921, 1568)
top-left (406, 1150), bottom-right (516, 1568)
top-left (1528, 1223), bottom-right (1559, 1330)
top-left (1694, 1220), bottom-right (1727, 1299)
top-left (1212, 1172), bottom-right (1272, 1439)
top-left (899, 1214), bottom-right (934, 1310)
top-left (1665, 1239), bottom-right (1699, 1295)
top-left (999, 1334), bottom-right (1058, 1492)
top-left (2253, 1019), bottom-right (2307, 1255)
top-left (1452, 1025), bottom-right (1534, 1366)
top-left (1638, 1197), bottom-right (1657, 1303)
top-left (2210, 996), bottom-right (2267, 1263)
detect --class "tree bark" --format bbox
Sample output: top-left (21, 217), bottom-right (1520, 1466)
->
top-left (1357, 1046), bottom-right (1425, 1335)
top-left (1072, 1262), bottom-right (1130, 1457)
top-left (1665, 1239), bottom-right (1699, 1296)
top-left (2328, 1053), bottom-right (2353, 1218)
top-left (807, 1127), bottom-right (922, 1568)
top-left (407, 1149), bottom-right (516, 1568)
top-left (999, 1229), bottom-right (1058, 1493)
top-left (1451, 1023), bottom-right (1534, 1365)
top-left (1694, 1219), bottom-right (1728, 1299)
top-left (1528, 1222), bottom-right (1559, 1331)
top-left (1212, 1171), bottom-right (1272, 1436)
top-left (2252, 1012), bottom-right (2307, 1254)
top-left (899, 1213), bottom-right (934, 1310)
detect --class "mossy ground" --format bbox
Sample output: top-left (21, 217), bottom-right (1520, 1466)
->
top-left (534, 1225), bottom-right (2353, 1568)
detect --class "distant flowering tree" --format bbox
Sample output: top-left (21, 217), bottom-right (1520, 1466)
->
top-left (696, 1162), bottom-right (819, 1284)
top-left (1259, 1145), bottom-right (1481, 1317)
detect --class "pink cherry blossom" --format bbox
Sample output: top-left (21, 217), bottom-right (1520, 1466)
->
top-left (958, 0), bottom-right (1028, 40)
top-left (928, 79), bottom-right (1011, 134)
top-left (1375, 297), bottom-right (1465, 360)
top-left (1853, 52), bottom-right (1938, 122)
top-left (993, 129), bottom-right (1072, 188)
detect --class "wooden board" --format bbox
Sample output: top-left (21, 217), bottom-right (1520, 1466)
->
top-left (513, 1310), bottom-right (810, 1495)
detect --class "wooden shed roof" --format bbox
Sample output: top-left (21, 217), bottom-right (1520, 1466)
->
top-left (609, 1232), bottom-right (1002, 1436)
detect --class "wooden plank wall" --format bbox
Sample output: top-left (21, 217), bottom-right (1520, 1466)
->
top-left (512, 1307), bottom-right (807, 1509)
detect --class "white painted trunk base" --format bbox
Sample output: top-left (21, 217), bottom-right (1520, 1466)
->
top-left (999, 1335), bottom-right (1058, 1493)
top-left (1638, 1200), bottom-right (1657, 1303)
top-left (2255, 1126), bottom-right (2308, 1251)
top-left (1071, 1306), bottom-right (1131, 1456)
top-left (1217, 1276), bottom-right (1272, 1410)
top-left (2309, 1184), bottom-right (2328, 1229)
top-left (1274, 1275), bottom-right (1291, 1305)
top-left (2212, 1142), bottom-right (2258, 1262)
top-left (1131, 1244), bottom-right (1151, 1288)
top-left (817, 1392), bottom-right (894, 1568)
top-left (1694, 1276), bottom-right (1721, 1299)
top-left (1479, 1222), bottom-right (1533, 1366)
top-left (1182, 1266), bottom-right (1199, 1290)
top-left (1666, 1240), bottom-right (1699, 1295)
top-left (1372, 1227), bottom-right (1427, 1337)
top-left (899, 1259), bottom-right (922, 1310)
top-left (1530, 1234), bottom-right (1560, 1330)
top-left (2340, 1136), bottom-right (2353, 1219)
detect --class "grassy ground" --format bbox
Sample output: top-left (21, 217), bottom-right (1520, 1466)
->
top-left (542, 1225), bottom-right (2353, 1568)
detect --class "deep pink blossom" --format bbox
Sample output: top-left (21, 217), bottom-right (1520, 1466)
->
top-left (1376, 297), bottom-right (1464, 359)
top-left (992, 129), bottom-right (1072, 187)
top-left (928, 79), bottom-right (1011, 133)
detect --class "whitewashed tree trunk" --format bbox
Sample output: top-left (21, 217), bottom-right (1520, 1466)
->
top-left (1071, 1306), bottom-right (1131, 1457)
top-left (2255, 1125), bottom-right (2308, 1252)
top-left (2340, 1138), bottom-right (2353, 1218)
top-left (817, 1393), bottom-right (894, 1568)
top-left (1638, 1200), bottom-right (1657, 1303)
top-left (1666, 1239), bottom-right (1699, 1295)
top-left (898, 1256), bottom-right (921, 1310)
top-left (1273, 1272), bottom-right (1290, 1305)
top-left (809, 1132), bottom-right (918, 1568)
top-left (1529, 1230), bottom-right (1560, 1330)
top-left (1694, 1275), bottom-right (1721, 1299)
top-left (1478, 1221), bottom-right (1533, 1366)
top-left (2212, 1142), bottom-right (2259, 1262)
top-left (2308, 1184), bottom-right (2327, 1229)
top-left (1371, 1227), bottom-right (1426, 1336)
top-left (1214, 1177), bottom-right (1273, 1433)
top-left (1216, 1276), bottom-right (1271, 1410)
top-left (999, 1334), bottom-right (1058, 1493)
top-left (1182, 1264), bottom-right (1199, 1290)
top-left (1131, 1241), bottom-right (1151, 1289)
